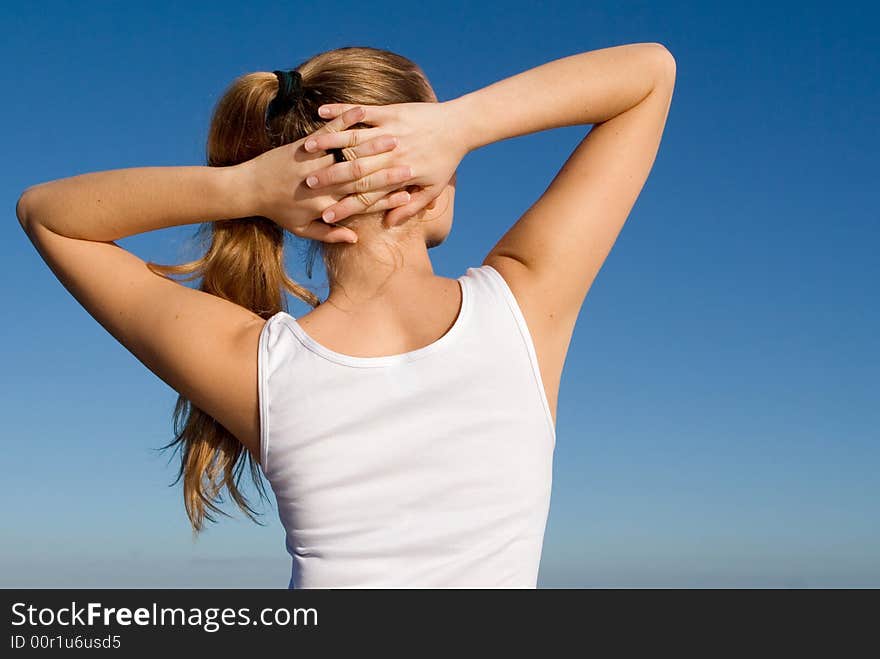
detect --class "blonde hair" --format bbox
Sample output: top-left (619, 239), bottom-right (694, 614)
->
top-left (146, 46), bottom-right (436, 533)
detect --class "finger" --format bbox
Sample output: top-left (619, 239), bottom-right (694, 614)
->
top-left (304, 145), bottom-right (401, 190)
top-left (303, 126), bottom-right (383, 153)
top-left (322, 185), bottom-right (412, 223)
top-left (340, 134), bottom-right (400, 163)
top-left (338, 164), bottom-right (414, 195)
top-left (309, 105), bottom-right (367, 140)
top-left (293, 219), bottom-right (359, 244)
top-left (317, 103), bottom-right (359, 119)
top-left (317, 104), bottom-right (392, 126)
top-left (362, 189), bottom-right (413, 213)
top-left (383, 187), bottom-right (438, 228)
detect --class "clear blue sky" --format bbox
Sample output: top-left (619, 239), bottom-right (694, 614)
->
top-left (2, 0), bottom-right (877, 588)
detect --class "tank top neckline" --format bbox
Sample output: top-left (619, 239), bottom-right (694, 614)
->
top-left (277, 272), bottom-right (471, 368)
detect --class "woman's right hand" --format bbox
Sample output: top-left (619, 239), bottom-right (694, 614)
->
top-left (302, 101), bottom-right (469, 227)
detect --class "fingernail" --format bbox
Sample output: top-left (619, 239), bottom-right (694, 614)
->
top-left (347, 236), bottom-right (358, 244)
top-left (318, 107), bottom-right (330, 117)
top-left (306, 176), bottom-right (318, 188)
top-left (323, 210), bottom-right (335, 222)
top-left (305, 139), bottom-right (317, 151)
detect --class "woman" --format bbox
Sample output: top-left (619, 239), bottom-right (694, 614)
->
top-left (17, 43), bottom-right (675, 588)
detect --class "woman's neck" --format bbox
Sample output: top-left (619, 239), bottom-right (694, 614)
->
top-left (322, 227), bottom-right (437, 310)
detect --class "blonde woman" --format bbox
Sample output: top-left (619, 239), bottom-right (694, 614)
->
top-left (17, 43), bottom-right (675, 588)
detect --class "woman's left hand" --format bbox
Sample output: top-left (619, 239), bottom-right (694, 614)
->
top-left (235, 106), bottom-right (416, 243)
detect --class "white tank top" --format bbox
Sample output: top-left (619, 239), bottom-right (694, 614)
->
top-left (257, 264), bottom-right (556, 588)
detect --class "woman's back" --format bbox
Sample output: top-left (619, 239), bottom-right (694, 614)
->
top-left (258, 264), bottom-right (556, 588)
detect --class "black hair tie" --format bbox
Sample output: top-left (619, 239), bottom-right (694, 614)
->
top-left (264, 68), bottom-right (347, 163)
top-left (265, 69), bottom-right (303, 131)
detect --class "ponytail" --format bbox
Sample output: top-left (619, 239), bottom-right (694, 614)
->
top-left (146, 73), bottom-right (319, 533)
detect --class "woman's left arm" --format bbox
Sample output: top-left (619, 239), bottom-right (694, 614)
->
top-left (15, 106), bottom-right (413, 461)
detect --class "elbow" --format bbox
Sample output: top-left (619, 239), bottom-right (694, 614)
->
top-left (647, 42), bottom-right (676, 89)
top-left (15, 185), bottom-right (49, 235)
top-left (16, 188), bottom-right (34, 233)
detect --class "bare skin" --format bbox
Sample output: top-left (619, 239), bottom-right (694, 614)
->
top-left (17, 42), bottom-right (676, 466)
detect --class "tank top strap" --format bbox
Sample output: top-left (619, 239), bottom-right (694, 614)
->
top-left (461, 263), bottom-right (556, 444)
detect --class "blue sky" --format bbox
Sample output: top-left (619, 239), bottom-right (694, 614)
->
top-left (2, 0), bottom-right (877, 588)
